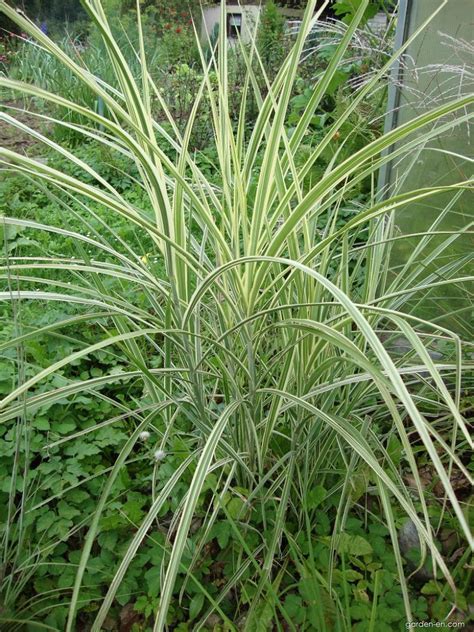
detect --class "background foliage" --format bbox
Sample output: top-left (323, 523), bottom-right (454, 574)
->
top-left (0, 1), bottom-right (472, 631)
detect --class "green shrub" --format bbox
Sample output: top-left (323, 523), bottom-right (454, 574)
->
top-left (257, 0), bottom-right (286, 69)
top-left (0, 1), bottom-right (472, 630)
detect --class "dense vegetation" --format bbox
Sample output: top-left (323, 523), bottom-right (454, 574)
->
top-left (0, 1), bottom-right (472, 630)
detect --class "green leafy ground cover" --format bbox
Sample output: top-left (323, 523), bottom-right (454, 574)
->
top-left (0, 1), bottom-right (472, 630)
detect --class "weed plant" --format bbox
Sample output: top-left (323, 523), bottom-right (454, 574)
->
top-left (0, 1), bottom-right (472, 630)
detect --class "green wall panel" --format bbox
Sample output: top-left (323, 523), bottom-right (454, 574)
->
top-left (382, 0), bottom-right (473, 336)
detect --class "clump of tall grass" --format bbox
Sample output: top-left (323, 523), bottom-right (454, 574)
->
top-left (3, 21), bottom-right (162, 141)
top-left (0, 0), bottom-right (472, 630)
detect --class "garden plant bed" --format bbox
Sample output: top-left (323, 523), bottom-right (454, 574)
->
top-left (0, 1), bottom-right (472, 631)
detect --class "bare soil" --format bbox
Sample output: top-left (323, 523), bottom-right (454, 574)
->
top-left (0, 100), bottom-right (48, 154)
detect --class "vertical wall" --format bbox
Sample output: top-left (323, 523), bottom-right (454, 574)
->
top-left (382, 0), bottom-right (474, 336)
top-left (201, 5), bottom-right (261, 44)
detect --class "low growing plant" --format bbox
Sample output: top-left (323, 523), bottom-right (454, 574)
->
top-left (0, 0), bottom-right (472, 630)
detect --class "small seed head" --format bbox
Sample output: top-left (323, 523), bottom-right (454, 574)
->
top-left (153, 449), bottom-right (166, 462)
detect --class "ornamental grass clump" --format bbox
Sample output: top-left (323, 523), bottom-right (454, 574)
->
top-left (0, 0), bottom-right (472, 630)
